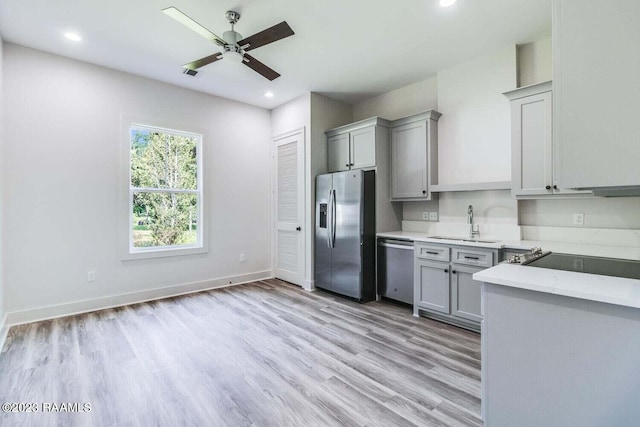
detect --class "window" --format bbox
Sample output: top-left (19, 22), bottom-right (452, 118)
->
top-left (128, 124), bottom-right (203, 256)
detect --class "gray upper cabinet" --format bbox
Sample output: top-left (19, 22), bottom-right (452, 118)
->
top-left (505, 81), bottom-right (589, 198)
top-left (390, 110), bottom-right (441, 201)
top-left (327, 133), bottom-right (350, 172)
top-left (326, 117), bottom-right (388, 173)
top-left (554, 0), bottom-right (640, 195)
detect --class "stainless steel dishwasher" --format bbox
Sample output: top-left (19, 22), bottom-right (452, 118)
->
top-left (377, 238), bottom-right (414, 304)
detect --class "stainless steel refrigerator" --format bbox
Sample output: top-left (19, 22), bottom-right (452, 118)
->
top-left (315, 170), bottom-right (376, 302)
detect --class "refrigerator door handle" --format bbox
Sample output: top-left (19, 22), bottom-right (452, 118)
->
top-left (327, 190), bottom-right (333, 248)
top-left (331, 189), bottom-right (337, 248)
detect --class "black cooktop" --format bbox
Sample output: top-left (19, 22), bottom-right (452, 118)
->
top-left (527, 253), bottom-right (640, 280)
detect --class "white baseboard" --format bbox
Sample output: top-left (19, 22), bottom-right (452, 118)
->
top-left (303, 279), bottom-right (315, 291)
top-left (0, 314), bottom-right (8, 352)
top-left (6, 270), bottom-right (272, 326)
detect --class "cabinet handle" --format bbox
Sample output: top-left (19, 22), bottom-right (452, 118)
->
top-left (545, 185), bottom-right (551, 190)
top-left (444, 269), bottom-right (449, 273)
top-left (553, 185), bottom-right (558, 190)
top-left (464, 256), bottom-right (480, 260)
top-left (350, 163), bottom-right (354, 166)
top-left (426, 251), bottom-right (439, 255)
top-left (422, 190), bottom-right (427, 195)
top-left (345, 163), bottom-right (350, 167)
top-left (296, 226), bottom-right (301, 231)
top-left (452, 270), bottom-right (457, 274)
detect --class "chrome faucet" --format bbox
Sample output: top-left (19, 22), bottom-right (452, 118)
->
top-left (468, 205), bottom-right (480, 239)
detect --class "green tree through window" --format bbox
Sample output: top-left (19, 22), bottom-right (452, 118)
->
top-left (130, 125), bottom-right (201, 250)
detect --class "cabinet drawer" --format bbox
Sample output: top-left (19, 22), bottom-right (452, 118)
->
top-left (415, 244), bottom-right (450, 262)
top-left (451, 248), bottom-right (493, 267)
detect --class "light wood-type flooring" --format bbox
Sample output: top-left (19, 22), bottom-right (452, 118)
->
top-left (0, 279), bottom-right (482, 427)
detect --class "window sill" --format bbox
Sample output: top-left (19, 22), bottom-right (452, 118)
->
top-left (122, 245), bottom-right (207, 261)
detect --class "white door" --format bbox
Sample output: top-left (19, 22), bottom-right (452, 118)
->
top-left (273, 130), bottom-right (305, 286)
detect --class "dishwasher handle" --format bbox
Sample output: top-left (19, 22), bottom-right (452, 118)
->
top-left (378, 241), bottom-right (413, 250)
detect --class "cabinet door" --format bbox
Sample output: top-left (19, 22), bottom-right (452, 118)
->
top-left (415, 259), bottom-right (450, 314)
top-left (555, 0), bottom-right (640, 190)
top-left (350, 126), bottom-right (376, 170)
top-left (327, 133), bottom-right (350, 172)
top-left (391, 121), bottom-right (427, 199)
top-left (511, 91), bottom-right (553, 196)
top-left (451, 265), bottom-right (483, 323)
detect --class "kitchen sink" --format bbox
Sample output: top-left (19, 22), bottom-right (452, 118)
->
top-left (428, 236), bottom-right (499, 244)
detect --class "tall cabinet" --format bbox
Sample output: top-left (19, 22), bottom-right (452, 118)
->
top-left (505, 81), bottom-right (589, 198)
top-left (554, 0), bottom-right (640, 194)
top-left (390, 111), bottom-right (441, 201)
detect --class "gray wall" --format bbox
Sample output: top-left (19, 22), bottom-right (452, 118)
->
top-left (354, 37), bottom-right (640, 232)
top-left (520, 197), bottom-right (640, 229)
top-left (3, 43), bottom-right (272, 315)
top-left (0, 37), bottom-right (5, 326)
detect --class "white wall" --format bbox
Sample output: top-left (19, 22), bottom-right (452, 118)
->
top-left (0, 37), bottom-right (5, 330)
top-left (517, 38), bottom-right (552, 87)
top-left (437, 45), bottom-right (516, 185)
top-left (352, 77), bottom-right (438, 121)
top-left (270, 94), bottom-right (311, 288)
top-left (3, 44), bottom-right (272, 318)
top-left (520, 197), bottom-right (640, 229)
top-left (270, 93), bottom-right (352, 290)
top-left (271, 93), bottom-right (310, 138)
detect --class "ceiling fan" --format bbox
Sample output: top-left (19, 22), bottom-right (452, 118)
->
top-left (162, 7), bottom-right (294, 81)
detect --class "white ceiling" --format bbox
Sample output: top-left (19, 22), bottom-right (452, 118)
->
top-left (0, 0), bottom-right (551, 109)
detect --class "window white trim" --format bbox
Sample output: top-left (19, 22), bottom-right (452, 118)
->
top-left (121, 115), bottom-right (209, 261)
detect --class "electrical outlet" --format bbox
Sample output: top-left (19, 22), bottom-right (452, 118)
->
top-left (429, 212), bottom-right (438, 221)
top-left (422, 212), bottom-right (428, 220)
top-left (573, 213), bottom-right (585, 226)
top-left (87, 270), bottom-right (96, 282)
top-left (239, 254), bottom-right (246, 263)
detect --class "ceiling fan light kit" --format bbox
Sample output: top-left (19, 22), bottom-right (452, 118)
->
top-left (162, 6), bottom-right (294, 81)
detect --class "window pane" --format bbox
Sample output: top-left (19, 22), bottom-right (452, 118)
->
top-left (132, 192), bottom-right (198, 248)
top-left (131, 127), bottom-right (198, 190)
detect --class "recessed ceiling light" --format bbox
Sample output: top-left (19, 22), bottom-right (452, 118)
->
top-left (64, 32), bottom-right (82, 42)
top-left (440, 0), bottom-right (457, 7)
top-left (264, 91), bottom-right (274, 98)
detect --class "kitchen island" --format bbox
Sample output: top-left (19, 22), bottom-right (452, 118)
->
top-left (474, 263), bottom-right (640, 427)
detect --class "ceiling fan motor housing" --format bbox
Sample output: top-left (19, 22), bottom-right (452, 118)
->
top-left (225, 10), bottom-right (240, 25)
top-left (223, 30), bottom-right (242, 45)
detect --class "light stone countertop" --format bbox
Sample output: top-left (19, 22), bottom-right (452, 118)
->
top-left (376, 231), bottom-right (640, 261)
top-left (474, 263), bottom-right (640, 309)
top-left (378, 229), bottom-right (640, 309)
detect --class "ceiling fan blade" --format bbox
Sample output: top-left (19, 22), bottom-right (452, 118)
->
top-left (238, 21), bottom-right (294, 52)
top-left (162, 6), bottom-right (226, 46)
top-left (242, 54), bottom-right (280, 81)
top-left (183, 54), bottom-right (223, 70)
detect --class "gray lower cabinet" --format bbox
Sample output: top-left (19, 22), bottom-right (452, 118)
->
top-left (415, 260), bottom-right (450, 314)
top-left (414, 242), bottom-right (497, 331)
top-left (451, 265), bottom-right (483, 323)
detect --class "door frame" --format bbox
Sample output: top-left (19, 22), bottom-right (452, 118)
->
top-left (272, 127), bottom-right (306, 287)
